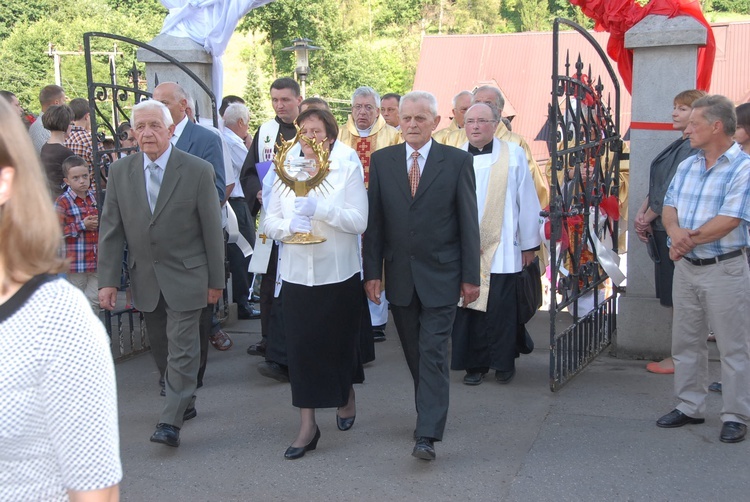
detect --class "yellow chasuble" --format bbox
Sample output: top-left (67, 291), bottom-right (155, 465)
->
top-left (338, 114), bottom-right (402, 189)
top-left (445, 122), bottom-right (549, 208)
top-left (432, 119), bottom-right (459, 144)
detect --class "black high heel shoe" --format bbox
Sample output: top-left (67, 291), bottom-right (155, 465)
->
top-left (284, 426), bottom-right (321, 459)
top-left (336, 412), bottom-right (356, 431)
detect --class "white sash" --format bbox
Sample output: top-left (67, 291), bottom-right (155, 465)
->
top-left (257, 119), bottom-right (280, 162)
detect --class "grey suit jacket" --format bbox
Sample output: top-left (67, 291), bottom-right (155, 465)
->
top-left (98, 147), bottom-right (225, 312)
top-left (363, 141), bottom-right (480, 308)
top-left (175, 119), bottom-right (226, 202)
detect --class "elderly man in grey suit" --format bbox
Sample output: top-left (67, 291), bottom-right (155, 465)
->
top-left (153, 81), bottom-right (228, 389)
top-left (98, 99), bottom-right (224, 447)
top-left (363, 91), bottom-right (480, 461)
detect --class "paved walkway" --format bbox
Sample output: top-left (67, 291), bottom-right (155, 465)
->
top-left (116, 311), bottom-right (748, 501)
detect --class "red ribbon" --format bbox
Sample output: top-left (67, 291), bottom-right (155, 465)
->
top-left (568, 0), bottom-right (715, 93)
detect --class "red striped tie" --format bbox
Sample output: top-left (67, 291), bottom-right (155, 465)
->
top-left (409, 151), bottom-right (420, 198)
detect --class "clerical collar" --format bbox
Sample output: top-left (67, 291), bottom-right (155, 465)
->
top-left (356, 121), bottom-right (375, 138)
top-left (276, 116), bottom-right (296, 128)
top-left (468, 141), bottom-right (493, 156)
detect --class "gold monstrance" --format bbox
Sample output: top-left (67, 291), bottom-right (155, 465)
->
top-left (272, 129), bottom-right (332, 244)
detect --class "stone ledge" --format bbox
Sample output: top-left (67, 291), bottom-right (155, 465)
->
top-left (625, 14), bottom-right (707, 49)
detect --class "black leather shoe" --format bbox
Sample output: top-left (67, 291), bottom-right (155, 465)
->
top-left (258, 361), bottom-right (289, 383)
top-left (150, 423), bottom-right (180, 447)
top-left (336, 413), bottom-right (356, 431)
top-left (247, 340), bottom-right (267, 356)
top-left (720, 421), bottom-right (747, 443)
top-left (284, 427), bottom-right (321, 459)
top-left (183, 406), bottom-right (197, 421)
top-left (656, 409), bottom-right (705, 428)
top-left (412, 437), bottom-right (436, 461)
top-left (238, 302), bottom-right (261, 320)
top-left (373, 330), bottom-right (386, 342)
top-left (495, 369), bottom-right (515, 384)
top-left (463, 372), bottom-right (485, 386)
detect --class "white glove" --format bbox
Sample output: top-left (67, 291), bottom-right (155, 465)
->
top-left (294, 196), bottom-right (317, 217)
top-left (290, 214), bottom-right (312, 234)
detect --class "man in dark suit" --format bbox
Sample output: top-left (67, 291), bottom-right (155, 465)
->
top-left (153, 82), bottom-right (228, 388)
top-left (363, 91), bottom-right (481, 461)
top-left (98, 100), bottom-right (224, 447)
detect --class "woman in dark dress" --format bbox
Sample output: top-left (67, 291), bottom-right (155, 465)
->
top-left (633, 89), bottom-right (707, 374)
top-left (39, 104), bottom-right (75, 198)
top-left (263, 108), bottom-right (368, 459)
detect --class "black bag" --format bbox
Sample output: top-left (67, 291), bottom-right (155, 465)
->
top-left (517, 256), bottom-right (542, 325)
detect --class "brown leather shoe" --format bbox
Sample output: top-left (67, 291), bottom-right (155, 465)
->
top-left (209, 329), bottom-right (233, 351)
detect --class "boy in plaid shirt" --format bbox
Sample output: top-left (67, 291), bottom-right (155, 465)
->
top-left (55, 155), bottom-right (99, 311)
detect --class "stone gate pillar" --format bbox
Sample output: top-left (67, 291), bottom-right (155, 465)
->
top-left (137, 34), bottom-right (215, 120)
top-left (617, 15), bottom-right (708, 359)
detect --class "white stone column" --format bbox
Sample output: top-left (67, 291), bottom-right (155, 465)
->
top-left (617, 15), bottom-right (707, 359)
top-left (137, 34), bottom-right (215, 122)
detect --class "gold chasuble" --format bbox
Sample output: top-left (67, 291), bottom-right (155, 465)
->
top-left (338, 114), bottom-right (402, 188)
top-left (467, 142), bottom-right (510, 312)
top-left (445, 121), bottom-right (549, 209)
top-left (432, 119), bottom-right (459, 144)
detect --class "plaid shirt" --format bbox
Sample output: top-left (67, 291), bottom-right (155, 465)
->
top-left (65, 125), bottom-right (97, 191)
top-left (664, 142), bottom-right (750, 259)
top-left (55, 187), bottom-right (98, 273)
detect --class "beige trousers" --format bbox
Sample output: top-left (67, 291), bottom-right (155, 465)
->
top-left (672, 255), bottom-right (750, 424)
top-left (67, 272), bottom-right (99, 313)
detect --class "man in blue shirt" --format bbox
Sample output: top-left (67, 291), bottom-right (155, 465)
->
top-left (656, 95), bottom-right (750, 444)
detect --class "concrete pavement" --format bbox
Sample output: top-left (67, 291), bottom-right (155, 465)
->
top-left (115, 311), bottom-right (748, 501)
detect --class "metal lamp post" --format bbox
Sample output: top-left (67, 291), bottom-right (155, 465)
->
top-left (282, 38), bottom-right (322, 99)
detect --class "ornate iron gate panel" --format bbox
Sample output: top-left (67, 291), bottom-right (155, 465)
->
top-left (546, 19), bottom-right (623, 391)
top-left (83, 32), bottom-right (223, 360)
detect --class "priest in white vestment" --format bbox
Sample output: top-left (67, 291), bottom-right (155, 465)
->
top-left (451, 103), bottom-right (541, 385)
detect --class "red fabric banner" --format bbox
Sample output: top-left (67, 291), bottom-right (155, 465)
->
top-left (568, 0), bottom-right (715, 93)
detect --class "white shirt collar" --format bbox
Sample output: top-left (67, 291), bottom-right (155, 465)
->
top-left (405, 139), bottom-right (433, 161)
top-left (143, 144), bottom-right (173, 171)
top-left (171, 115), bottom-right (189, 144)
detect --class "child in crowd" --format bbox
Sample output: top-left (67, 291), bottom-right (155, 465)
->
top-left (54, 155), bottom-right (99, 312)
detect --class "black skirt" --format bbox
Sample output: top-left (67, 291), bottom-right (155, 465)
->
top-left (283, 273), bottom-right (364, 409)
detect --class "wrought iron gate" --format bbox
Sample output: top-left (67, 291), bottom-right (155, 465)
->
top-left (83, 32), bottom-right (222, 360)
top-left (545, 19), bottom-right (623, 391)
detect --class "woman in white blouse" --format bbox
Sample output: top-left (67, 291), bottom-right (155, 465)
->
top-left (264, 108), bottom-right (368, 459)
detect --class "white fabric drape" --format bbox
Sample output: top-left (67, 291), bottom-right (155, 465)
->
top-left (159, 0), bottom-right (275, 109)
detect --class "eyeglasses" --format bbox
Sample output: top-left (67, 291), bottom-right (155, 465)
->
top-left (465, 119), bottom-right (498, 126)
top-left (353, 104), bottom-right (376, 113)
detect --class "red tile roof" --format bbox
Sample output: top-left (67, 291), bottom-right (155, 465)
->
top-left (413, 22), bottom-right (750, 162)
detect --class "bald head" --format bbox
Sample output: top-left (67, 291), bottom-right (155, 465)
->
top-left (153, 82), bottom-right (189, 126)
top-left (464, 103), bottom-right (499, 148)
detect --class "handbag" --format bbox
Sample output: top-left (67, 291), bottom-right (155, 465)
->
top-left (517, 256), bottom-right (542, 325)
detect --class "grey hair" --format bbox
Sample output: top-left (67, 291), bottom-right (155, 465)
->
top-left (400, 91), bottom-right (438, 118)
top-left (223, 102), bottom-right (249, 126)
top-left (452, 90), bottom-right (473, 108)
top-left (132, 99), bottom-right (174, 127)
top-left (351, 86), bottom-right (381, 108)
top-left (472, 85), bottom-right (505, 114)
top-left (466, 102), bottom-right (501, 122)
top-left (692, 94), bottom-right (737, 136)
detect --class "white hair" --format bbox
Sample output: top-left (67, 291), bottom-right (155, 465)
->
top-left (132, 99), bottom-right (173, 127)
top-left (452, 90), bottom-right (473, 108)
top-left (351, 86), bottom-right (381, 108)
top-left (400, 91), bottom-right (438, 118)
top-left (472, 85), bottom-right (505, 113)
top-left (223, 102), bottom-right (249, 126)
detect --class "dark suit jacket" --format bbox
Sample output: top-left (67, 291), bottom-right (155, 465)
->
top-left (175, 119), bottom-right (226, 202)
top-left (363, 141), bottom-right (480, 308)
top-left (98, 147), bottom-right (225, 312)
